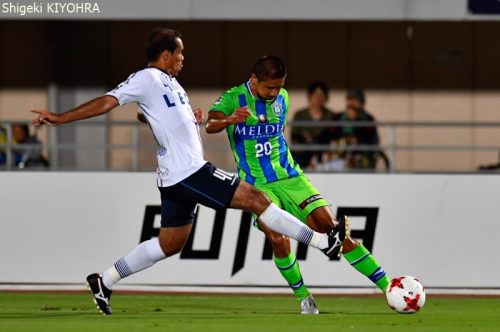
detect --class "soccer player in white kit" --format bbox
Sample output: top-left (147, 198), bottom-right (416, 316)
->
top-left (31, 28), bottom-right (347, 315)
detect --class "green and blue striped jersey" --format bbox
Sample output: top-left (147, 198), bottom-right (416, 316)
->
top-left (210, 81), bottom-right (303, 186)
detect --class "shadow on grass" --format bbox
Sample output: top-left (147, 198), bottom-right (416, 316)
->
top-left (320, 311), bottom-right (394, 316)
top-left (0, 312), bottom-right (94, 319)
top-left (128, 310), bottom-right (394, 317)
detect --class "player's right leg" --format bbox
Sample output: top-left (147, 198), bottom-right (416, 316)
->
top-left (258, 222), bottom-right (319, 314)
top-left (231, 180), bottom-right (346, 253)
top-left (170, 162), bottom-right (346, 254)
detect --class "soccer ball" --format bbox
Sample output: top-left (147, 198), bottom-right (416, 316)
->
top-left (386, 275), bottom-right (426, 314)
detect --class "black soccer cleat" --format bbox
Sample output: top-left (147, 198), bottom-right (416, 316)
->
top-left (322, 215), bottom-right (350, 258)
top-left (86, 273), bottom-right (113, 315)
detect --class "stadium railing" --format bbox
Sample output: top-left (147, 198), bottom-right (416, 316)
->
top-left (1, 120), bottom-right (500, 173)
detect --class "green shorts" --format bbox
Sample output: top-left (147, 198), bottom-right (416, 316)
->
top-left (254, 175), bottom-right (329, 225)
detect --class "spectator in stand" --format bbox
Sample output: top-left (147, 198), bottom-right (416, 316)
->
top-left (0, 126), bottom-right (7, 165)
top-left (337, 89), bottom-right (379, 169)
top-left (11, 123), bottom-right (49, 168)
top-left (291, 81), bottom-right (337, 169)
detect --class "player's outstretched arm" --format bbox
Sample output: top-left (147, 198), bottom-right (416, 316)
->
top-left (31, 95), bottom-right (119, 127)
top-left (205, 107), bottom-right (250, 134)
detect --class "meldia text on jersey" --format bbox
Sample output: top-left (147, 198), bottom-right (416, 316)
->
top-left (233, 123), bottom-right (285, 140)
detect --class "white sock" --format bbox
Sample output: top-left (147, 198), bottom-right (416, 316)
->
top-left (101, 238), bottom-right (166, 289)
top-left (259, 203), bottom-right (329, 250)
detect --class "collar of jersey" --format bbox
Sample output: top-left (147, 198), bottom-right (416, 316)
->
top-left (245, 80), bottom-right (255, 99)
top-left (147, 66), bottom-right (173, 78)
top-left (245, 80), bottom-right (277, 104)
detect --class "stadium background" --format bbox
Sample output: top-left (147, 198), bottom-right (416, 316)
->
top-left (1, 1), bottom-right (500, 172)
top-left (1, 0), bottom-right (500, 296)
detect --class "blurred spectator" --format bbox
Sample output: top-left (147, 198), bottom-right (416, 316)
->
top-left (337, 89), bottom-right (380, 169)
top-left (0, 126), bottom-right (7, 165)
top-left (0, 123), bottom-right (49, 168)
top-left (291, 81), bottom-right (337, 169)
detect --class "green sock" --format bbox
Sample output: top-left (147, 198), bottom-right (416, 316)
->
top-left (274, 252), bottom-right (310, 301)
top-left (343, 243), bottom-right (390, 293)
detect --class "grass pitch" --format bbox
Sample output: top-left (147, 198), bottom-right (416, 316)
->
top-left (1, 292), bottom-right (499, 332)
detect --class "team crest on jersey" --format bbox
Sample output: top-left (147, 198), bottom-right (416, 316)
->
top-left (272, 102), bottom-right (283, 116)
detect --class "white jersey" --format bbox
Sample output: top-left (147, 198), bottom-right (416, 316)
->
top-left (106, 67), bottom-right (206, 187)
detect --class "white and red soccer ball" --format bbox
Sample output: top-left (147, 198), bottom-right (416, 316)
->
top-left (386, 275), bottom-right (426, 314)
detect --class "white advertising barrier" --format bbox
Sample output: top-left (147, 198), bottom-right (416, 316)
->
top-left (0, 172), bottom-right (499, 292)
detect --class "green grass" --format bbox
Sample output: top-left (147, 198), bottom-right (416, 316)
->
top-left (1, 292), bottom-right (500, 332)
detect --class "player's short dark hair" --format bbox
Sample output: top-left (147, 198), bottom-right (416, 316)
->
top-left (252, 56), bottom-right (287, 81)
top-left (146, 28), bottom-right (182, 61)
top-left (307, 81), bottom-right (329, 97)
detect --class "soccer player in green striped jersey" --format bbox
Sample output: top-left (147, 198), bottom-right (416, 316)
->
top-left (206, 56), bottom-right (390, 314)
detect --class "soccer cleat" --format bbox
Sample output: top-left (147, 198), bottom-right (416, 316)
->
top-left (322, 215), bottom-right (350, 258)
top-left (86, 273), bottom-right (113, 315)
top-left (300, 295), bottom-right (319, 314)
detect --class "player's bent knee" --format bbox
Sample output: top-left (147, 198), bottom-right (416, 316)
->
top-left (308, 216), bottom-right (334, 233)
top-left (248, 187), bottom-right (271, 212)
top-left (234, 182), bottom-right (271, 214)
top-left (308, 207), bottom-right (338, 233)
top-left (158, 225), bottom-right (192, 257)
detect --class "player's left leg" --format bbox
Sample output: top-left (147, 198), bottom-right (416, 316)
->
top-left (87, 185), bottom-right (198, 315)
top-left (87, 224), bottom-right (192, 315)
top-left (278, 175), bottom-right (390, 293)
top-left (100, 225), bottom-right (192, 289)
top-left (307, 207), bottom-right (390, 293)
